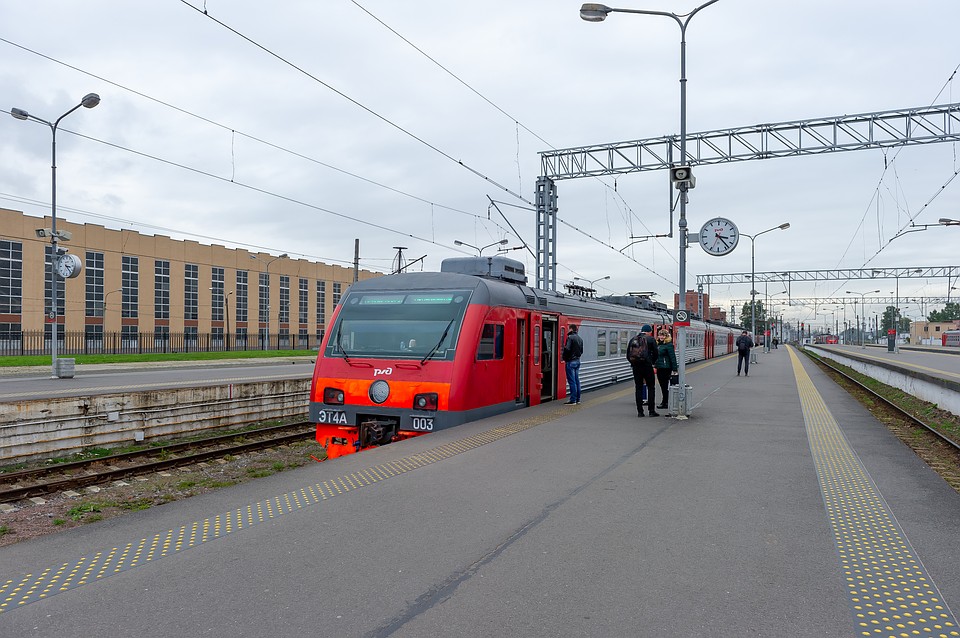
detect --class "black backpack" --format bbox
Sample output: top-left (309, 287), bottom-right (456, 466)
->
top-left (627, 333), bottom-right (656, 365)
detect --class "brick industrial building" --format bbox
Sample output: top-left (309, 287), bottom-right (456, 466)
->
top-left (0, 207), bottom-right (378, 353)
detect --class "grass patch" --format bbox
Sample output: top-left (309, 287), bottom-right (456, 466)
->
top-left (0, 525), bottom-right (9, 538)
top-left (67, 502), bottom-right (104, 521)
top-left (246, 468), bottom-right (275, 478)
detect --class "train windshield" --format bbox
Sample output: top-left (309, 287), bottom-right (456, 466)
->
top-left (325, 290), bottom-right (472, 361)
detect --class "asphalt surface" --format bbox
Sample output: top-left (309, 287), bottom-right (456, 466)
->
top-left (1, 346), bottom-right (958, 637)
top-left (0, 357), bottom-right (316, 402)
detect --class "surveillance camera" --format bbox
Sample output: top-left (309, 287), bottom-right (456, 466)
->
top-left (35, 228), bottom-right (51, 238)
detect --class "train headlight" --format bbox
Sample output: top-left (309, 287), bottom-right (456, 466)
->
top-left (323, 387), bottom-right (345, 405)
top-left (369, 380), bottom-right (390, 404)
top-left (413, 393), bottom-right (438, 411)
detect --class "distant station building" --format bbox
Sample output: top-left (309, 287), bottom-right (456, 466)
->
top-left (0, 207), bottom-right (378, 350)
top-left (673, 289), bottom-right (726, 322)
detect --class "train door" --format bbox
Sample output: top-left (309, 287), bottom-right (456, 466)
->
top-left (515, 317), bottom-right (527, 404)
top-left (527, 312), bottom-right (543, 406)
top-left (540, 316), bottom-right (558, 402)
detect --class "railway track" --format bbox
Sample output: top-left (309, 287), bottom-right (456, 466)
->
top-left (0, 421), bottom-right (317, 504)
top-left (802, 348), bottom-right (960, 453)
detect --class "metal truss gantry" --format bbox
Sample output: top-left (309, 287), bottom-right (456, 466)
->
top-left (696, 266), bottom-right (958, 286)
top-left (540, 103), bottom-right (960, 179)
top-left (534, 103), bottom-right (960, 290)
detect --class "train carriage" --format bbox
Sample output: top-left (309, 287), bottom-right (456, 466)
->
top-left (310, 256), bottom-right (737, 458)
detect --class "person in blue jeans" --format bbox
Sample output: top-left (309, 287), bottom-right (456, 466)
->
top-left (562, 324), bottom-right (584, 404)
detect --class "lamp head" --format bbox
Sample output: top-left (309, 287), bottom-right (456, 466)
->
top-left (498, 239), bottom-right (509, 245)
top-left (11, 107), bottom-right (29, 120)
top-left (778, 223), bottom-right (790, 230)
top-left (81, 93), bottom-right (101, 109)
top-left (580, 3), bottom-right (611, 21)
top-left (454, 240), bottom-right (464, 247)
top-left (279, 253), bottom-right (288, 258)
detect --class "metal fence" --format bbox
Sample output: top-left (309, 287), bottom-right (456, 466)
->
top-left (0, 331), bottom-right (322, 357)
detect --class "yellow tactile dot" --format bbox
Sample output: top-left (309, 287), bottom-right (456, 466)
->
top-left (788, 349), bottom-right (958, 638)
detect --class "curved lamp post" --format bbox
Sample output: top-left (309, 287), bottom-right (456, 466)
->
top-left (580, 1), bottom-right (720, 416)
top-left (454, 239), bottom-right (509, 256)
top-left (11, 93), bottom-right (101, 378)
top-left (742, 223), bottom-right (790, 345)
top-left (250, 253), bottom-right (288, 348)
top-left (574, 275), bottom-right (611, 290)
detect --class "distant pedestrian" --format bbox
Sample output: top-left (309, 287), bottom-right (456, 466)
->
top-left (627, 324), bottom-right (659, 417)
top-left (654, 328), bottom-right (678, 410)
top-left (562, 324), bottom-right (584, 404)
top-left (736, 330), bottom-right (754, 376)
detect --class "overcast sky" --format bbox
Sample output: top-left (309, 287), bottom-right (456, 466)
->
top-left (3, 1), bottom-right (959, 329)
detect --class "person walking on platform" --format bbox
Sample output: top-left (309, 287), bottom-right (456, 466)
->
top-left (654, 328), bottom-right (678, 410)
top-left (627, 324), bottom-right (659, 417)
top-left (562, 324), bottom-right (584, 404)
top-left (736, 330), bottom-right (754, 376)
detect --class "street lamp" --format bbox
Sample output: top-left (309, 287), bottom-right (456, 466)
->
top-left (12, 93), bottom-right (101, 377)
top-left (209, 288), bottom-right (234, 350)
top-left (939, 217), bottom-right (960, 226)
top-left (581, 0), bottom-right (720, 418)
top-left (454, 239), bottom-right (509, 256)
top-left (574, 275), bottom-right (611, 290)
top-left (742, 223), bottom-right (790, 346)
top-left (249, 253), bottom-right (288, 349)
top-left (846, 289), bottom-right (879, 348)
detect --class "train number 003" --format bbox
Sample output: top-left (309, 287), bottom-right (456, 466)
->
top-left (411, 417), bottom-right (434, 431)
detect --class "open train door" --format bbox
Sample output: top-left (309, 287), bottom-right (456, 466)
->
top-left (526, 312), bottom-right (543, 406)
top-left (540, 315), bottom-right (559, 402)
top-left (515, 317), bottom-right (527, 404)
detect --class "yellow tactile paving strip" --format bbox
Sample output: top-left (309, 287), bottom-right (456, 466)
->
top-left (789, 347), bottom-right (959, 637)
top-left (0, 393), bottom-right (625, 614)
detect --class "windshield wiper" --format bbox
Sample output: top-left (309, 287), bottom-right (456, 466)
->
top-left (421, 319), bottom-right (455, 365)
top-left (335, 323), bottom-right (353, 365)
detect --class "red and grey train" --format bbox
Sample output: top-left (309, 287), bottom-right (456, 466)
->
top-left (309, 256), bottom-right (739, 459)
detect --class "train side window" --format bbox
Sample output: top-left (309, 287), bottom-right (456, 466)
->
top-left (477, 323), bottom-right (504, 360)
top-left (620, 330), bottom-right (629, 354)
top-left (609, 330), bottom-right (619, 355)
top-left (597, 329), bottom-right (607, 357)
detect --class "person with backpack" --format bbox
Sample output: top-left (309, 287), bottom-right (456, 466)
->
top-left (736, 330), bottom-right (755, 376)
top-left (627, 324), bottom-right (659, 417)
top-left (562, 324), bottom-right (584, 404)
top-left (654, 328), bottom-right (678, 411)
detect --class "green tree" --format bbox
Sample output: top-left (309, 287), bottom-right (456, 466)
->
top-left (928, 302), bottom-right (960, 322)
top-left (881, 305), bottom-right (912, 333)
top-left (740, 300), bottom-right (766, 330)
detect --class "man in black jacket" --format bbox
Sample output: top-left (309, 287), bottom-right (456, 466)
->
top-left (629, 325), bottom-right (659, 417)
top-left (562, 324), bottom-right (584, 404)
top-left (736, 330), bottom-right (755, 376)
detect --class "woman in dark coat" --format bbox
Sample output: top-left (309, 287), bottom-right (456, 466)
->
top-left (654, 328), bottom-right (678, 410)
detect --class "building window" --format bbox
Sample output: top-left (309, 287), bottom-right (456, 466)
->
top-left (0, 323), bottom-right (21, 342)
top-left (185, 326), bottom-right (198, 345)
top-left (85, 251), bottom-right (104, 317)
top-left (236, 327), bottom-right (248, 347)
top-left (236, 270), bottom-right (248, 324)
top-left (299, 277), bottom-right (309, 325)
top-left (279, 275), bottom-right (290, 324)
top-left (121, 324), bottom-right (138, 348)
top-left (185, 264), bottom-right (198, 320)
top-left (211, 267), bottom-right (225, 322)
top-left (316, 281), bottom-right (326, 330)
top-left (258, 273), bottom-right (269, 324)
top-left (333, 282), bottom-right (342, 307)
top-left (155, 259), bottom-right (170, 320)
top-left (122, 256), bottom-right (139, 318)
top-left (0, 240), bottom-right (23, 315)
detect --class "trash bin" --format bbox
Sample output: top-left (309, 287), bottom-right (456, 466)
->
top-left (55, 358), bottom-right (75, 378)
top-left (668, 383), bottom-right (694, 417)
top-left (887, 330), bottom-right (896, 352)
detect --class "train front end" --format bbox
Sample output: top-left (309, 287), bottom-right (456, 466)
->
top-left (310, 281), bottom-right (472, 459)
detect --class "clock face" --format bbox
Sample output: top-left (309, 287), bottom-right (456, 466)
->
top-left (56, 254), bottom-right (83, 279)
top-left (698, 217), bottom-right (739, 256)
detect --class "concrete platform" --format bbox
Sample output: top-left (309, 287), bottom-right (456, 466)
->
top-left (0, 346), bottom-right (958, 637)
